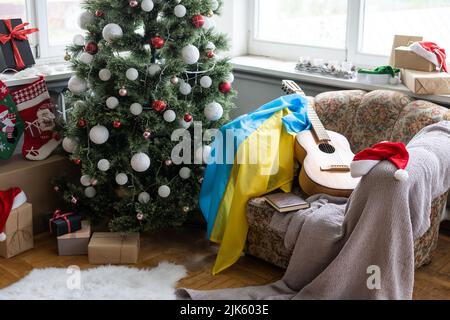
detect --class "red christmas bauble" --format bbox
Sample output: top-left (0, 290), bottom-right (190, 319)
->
top-left (77, 119), bottom-right (87, 128)
top-left (95, 10), bottom-right (104, 17)
top-left (152, 100), bottom-right (167, 112)
top-left (219, 82), bottom-right (232, 94)
top-left (85, 41), bottom-right (98, 54)
top-left (54, 186), bottom-right (60, 192)
top-left (73, 158), bottom-right (81, 165)
top-left (150, 36), bottom-right (165, 49)
top-left (192, 14), bottom-right (205, 28)
top-left (184, 114), bottom-right (193, 122)
top-left (129, 0), bottom-right (138, 8)
top-left (113, 120), bottom-right (122, 128)
top-left (207, 50), bottom-right (215, 59)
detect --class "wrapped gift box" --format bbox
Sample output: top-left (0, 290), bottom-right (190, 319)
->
top-left (0, 203), bottom-right (33, 258)
top-left (394, 46), bottom-right (436, 72)
top-left (57, 220), bottom-right (91, 256)
top-left (389, 35), bottom-right (423, 66)
top-left (88, 232), bottom-right (140, 264)
top-left (0, 19), bottom-right (37, 72)
top-left (402, 69), bottom-right (450, 95)
top-left (49, 211), bottom-right (82, 237)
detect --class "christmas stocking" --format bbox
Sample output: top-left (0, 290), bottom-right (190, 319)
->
top-left (11, 76), bottom-right (61, 161)
top-left (0, 187), bottom-right (27, 242)
top-left (0, 80), bottom-right (24, 160)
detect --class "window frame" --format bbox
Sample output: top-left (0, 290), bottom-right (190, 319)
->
top-left (248, 0), bottom-right (391, 67)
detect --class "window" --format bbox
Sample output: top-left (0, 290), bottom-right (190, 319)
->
top-left (250, 0), bottom-right (450, 67)
top-left (0, 0), bottom-right (83, 60)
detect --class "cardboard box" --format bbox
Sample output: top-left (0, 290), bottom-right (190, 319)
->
top-left (402, 69), bottom-right (450, 95)
top-left (88, 232), bottom-right (140, 264)
top-left (394, 46), bottom-right (435, 72)
top-left (0, 203), bottom-right (33, 258)
top-left (0, 154), bottom-right (79, 234)
top-left (57, 220), bottom-right (91, 256)
top-left (389, 35), bottom-right (423, 66)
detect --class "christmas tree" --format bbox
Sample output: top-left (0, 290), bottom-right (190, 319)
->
top-left (60, 0), bottom-right (235, 232)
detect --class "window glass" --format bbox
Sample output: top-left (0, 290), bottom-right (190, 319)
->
top-left (46, 0), bottom-right (83, 47)
top-left (0, 0), bottom-right (27, 21)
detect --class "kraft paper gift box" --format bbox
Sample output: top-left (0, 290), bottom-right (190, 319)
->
top-left (57, 220), bottom-right (91, 256)
top-left (0, 203), bottom-right (33, 258)
top-left (402, 69), bottom-right (450, 95)
top-left (0, 19), bottom-right (37, 72)
top-left (394, 46), bottom-right (436, 72)
top-left (389, 35), bottom-right (423, 66)
top-left (88, 232), bottom-right (140, 264)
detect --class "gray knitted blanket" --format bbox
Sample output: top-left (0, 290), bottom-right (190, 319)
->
top-left (177, 122), bottom-right (450, 300)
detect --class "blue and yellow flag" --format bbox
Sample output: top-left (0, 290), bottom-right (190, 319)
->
top-left (200, 94), bottom-right (310, 274)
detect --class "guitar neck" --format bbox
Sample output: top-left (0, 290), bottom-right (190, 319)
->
top-left (282, 80), bottom-right (330, 142)
top-left (307, 104), bottom-right (331, 142)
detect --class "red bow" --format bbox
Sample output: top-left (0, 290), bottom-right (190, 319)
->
top-left (49, 210), bottom-right (74, 234)
top-left (0, 20), bottom-right (38, 70)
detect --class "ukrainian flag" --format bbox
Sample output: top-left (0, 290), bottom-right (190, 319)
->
top-left (200, 94), bottom-right (311, 274)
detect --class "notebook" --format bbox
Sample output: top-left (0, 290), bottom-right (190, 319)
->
top-left (265, 193), bottom-right (310, 213)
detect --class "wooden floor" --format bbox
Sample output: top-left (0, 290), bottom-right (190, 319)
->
top-left (0, 226), bottom-right (449, 300)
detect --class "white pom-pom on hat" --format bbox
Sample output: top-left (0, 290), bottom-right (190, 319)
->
top-left (394, 169), bottom-right (409, 181)
top-left (0, 232), bottom-right (6, 242)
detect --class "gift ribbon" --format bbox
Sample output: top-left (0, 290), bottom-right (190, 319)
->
top-left (0, 20), bottom-right (38, 70)
top-left (49, 210), bottom-right (74, 234)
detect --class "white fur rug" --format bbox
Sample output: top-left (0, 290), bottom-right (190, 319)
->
top-left (0, 262), bottom-right (186, 300)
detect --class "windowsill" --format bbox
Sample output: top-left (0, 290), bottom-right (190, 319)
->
top-left (231, 55), bottom-right (450, 106)
top-left (0, 60), bottom-right (73, 87)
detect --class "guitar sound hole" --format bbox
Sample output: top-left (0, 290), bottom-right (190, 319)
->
top-left (319, 143), bottom-right (336, 154)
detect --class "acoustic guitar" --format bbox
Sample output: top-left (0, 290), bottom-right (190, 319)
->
top-left (282, 80), bottom-right (360, 197)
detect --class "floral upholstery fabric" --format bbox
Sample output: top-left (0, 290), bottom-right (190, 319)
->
top-left (246, 89), bottom-right (450, 270)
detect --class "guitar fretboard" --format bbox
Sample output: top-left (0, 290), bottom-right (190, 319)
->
top-left (282, 80), bottom-right (330, 142)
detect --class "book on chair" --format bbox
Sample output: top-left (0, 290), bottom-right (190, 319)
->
top-left (265, 193), bottom-right (310, 213)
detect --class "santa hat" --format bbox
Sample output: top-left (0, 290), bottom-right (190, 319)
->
top-left (0, 188), bottom-right (27, 242)
top-left (350, 142), bottom-right (410, 181)
top-left (410, 41), bottom-right (448, 73)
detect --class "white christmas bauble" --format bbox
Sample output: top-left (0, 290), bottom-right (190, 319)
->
top-left (158, 185), bottom-right (171, 198)
top-left (210, 0), bottom-right (219, 11)
top-left (179, 82), bottom-right (192, 95)
top-left (115, 173), bottom-right (128, 185)
top-left (181, 45), bottom-right (200, 65)
top-left (138, 192), bottom-right (151, 204)
top-left (62, 137), bottom-right (77, 153)
top-left (225, 73), bottom-right (235, 83)
top-left (84, 187), bottom-right (96, 198)
top-left (141, 0), bottom-right (154, 12)
top-left (68, 76), bottom-right (88, 94)
top-left (102, 23), bottom-right (123, 43)
top-left (97, 159), bottom-right (111, 172)
top-left (130, 103), bottom-right (143, 116)
top-left (203, 17), bottom-right (215, 30)
top-left (163, 110), bottom-right (176, 122)
top-left (206, 41), bottom-right (216, 51)
top-left (73, 100), bottom-right (86, 111)
top-left (174, 4), bottom-right (187, 17)
top-left (179, 167), bottom-right (191, 179)
top-left (106, 96), bottom-right (119, 109)
top-left (131, 153), bottom-right (151, 172)
top-left (89, 125), bottom-right (109, 145)
top-left (200, 76), bottom-right (212, 88)
top-left (99, 69), bottom-right (112, 81)
top-left (126, 68), bottom-right (139, 81)
top-left (148, 64), bottom-right (161, 77)
top-left (78, 12), bottom-right (94, 30)
top-left (204, 101), bottom-right (223, 121)
top-left (73, 34), bottom-right (85, 46)
top-left (79, 52), bottom-right (93, 64)
top-left (80, 175), bottom-right (92, 187)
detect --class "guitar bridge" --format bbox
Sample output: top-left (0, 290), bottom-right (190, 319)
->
top-left (320, 165), bottom-right (351, 172)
